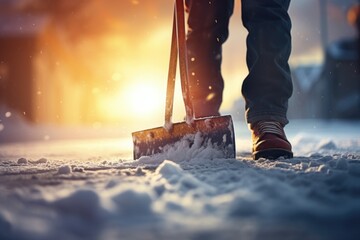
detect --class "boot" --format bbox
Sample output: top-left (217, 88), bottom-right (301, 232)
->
top-left (251, 121), bottom-right (293, 160)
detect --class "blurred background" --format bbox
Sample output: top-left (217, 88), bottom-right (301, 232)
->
top-left (0, 0), bottom-right (359, 140)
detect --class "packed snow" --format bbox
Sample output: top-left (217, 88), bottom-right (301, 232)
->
top-left (0, 113), bottom-right (360, 239)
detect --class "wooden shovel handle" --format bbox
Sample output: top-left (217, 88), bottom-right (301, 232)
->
top-left (164, 9), bottom-right (178, 126)
top-left (165, 0), bottom-right (194, 128)
top-left (175, 0), bottom-right (194, 123)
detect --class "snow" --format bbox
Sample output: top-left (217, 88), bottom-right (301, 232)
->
top-left (17, 158), bottom-right (28, 164)
top-left (0, 116), bottom-right (360, 239)
top-left (57, 165), bottom-right (72, 175)
top-left (137, 131), bottom-right (232, 166)
top-left (30, 158), bottom-right (48, 164)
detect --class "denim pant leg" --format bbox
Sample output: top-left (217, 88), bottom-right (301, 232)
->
top-left (185, 0), bottom-right (234, 117)
top-left (241, 0), bottom-right (293, 125)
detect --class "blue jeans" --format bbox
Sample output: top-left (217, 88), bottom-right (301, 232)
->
top-left (185, 0), bottom-right (293, 125)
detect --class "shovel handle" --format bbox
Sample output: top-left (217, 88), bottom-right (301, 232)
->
top-left (175, 0), bottom-right (194, 123)
top-left (165, 0), bottom-right (194, 129)
top-left (165, 10), bottom-right (178, 126)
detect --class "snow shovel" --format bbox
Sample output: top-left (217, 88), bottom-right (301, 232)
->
top-left (131, 0), bottom-right (236, 160)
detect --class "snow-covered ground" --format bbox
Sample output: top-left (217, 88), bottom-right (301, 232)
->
top-left (0, 115), bottom-right (360, 240)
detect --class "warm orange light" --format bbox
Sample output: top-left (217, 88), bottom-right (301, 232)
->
top-left (99, 76), bottom-right (165, 123)
top-left (123, 81), bottom-right (164, 116)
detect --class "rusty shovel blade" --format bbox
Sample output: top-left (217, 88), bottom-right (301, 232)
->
top-left (132, 115), bottom-right (236, 160)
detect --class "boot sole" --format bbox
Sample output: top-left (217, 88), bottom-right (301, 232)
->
top-left (253, 149), bottom-right (293, 160)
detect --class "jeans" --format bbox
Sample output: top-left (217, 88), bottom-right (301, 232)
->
top-left (185, 0), bottom-right (293, 125)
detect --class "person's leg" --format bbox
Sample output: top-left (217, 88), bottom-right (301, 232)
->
top-left (241, 0), bottom-right (293, 159)
top-left (185, 0), bottom-right (234, 117)
top-left (241, 0), bottom-right (293, 126)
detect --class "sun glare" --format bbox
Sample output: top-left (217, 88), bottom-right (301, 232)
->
top-left (100, 78), bottom-right (165, 123)
top-left (124, 82), bottom-right (164, 116)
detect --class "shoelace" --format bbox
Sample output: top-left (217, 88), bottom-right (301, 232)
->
top-left (256, 121), bottom-right (285, 137)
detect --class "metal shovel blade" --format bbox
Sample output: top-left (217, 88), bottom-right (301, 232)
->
top-left (132, 115), bottom-right (236, 160)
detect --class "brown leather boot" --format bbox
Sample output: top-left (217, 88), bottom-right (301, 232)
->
top-left (251, 121), bottom-right (293, 160)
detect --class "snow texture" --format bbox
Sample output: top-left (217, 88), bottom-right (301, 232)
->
top-left (57, 165), bottom-right (72, 175)
top-left (0, 117), bottom-right (360, 240)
